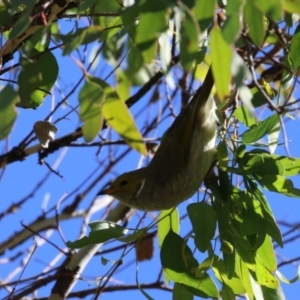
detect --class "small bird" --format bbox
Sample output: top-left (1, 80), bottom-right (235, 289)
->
top-left (99, 67), bottom-right (217, 211)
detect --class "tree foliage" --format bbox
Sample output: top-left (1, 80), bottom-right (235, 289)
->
top-left (1, 0), bottom-right (300, 299)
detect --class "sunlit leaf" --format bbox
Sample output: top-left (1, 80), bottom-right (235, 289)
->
top-left (256, 174), bottom-right (300, 197)
top-left (158, 208), bottom-right (180, 248)
top-left (256, 235), bottom-right (277, 272)
top-left (255, 260), bottom-right (279, 288)
top-left (89, 77), bottom-right (146, 154)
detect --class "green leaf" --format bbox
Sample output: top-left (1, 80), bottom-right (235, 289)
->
top-left (79, 79), bottom-right (104, 142)
top-left (158, 208), bottom-right (179, 284)
top-left (179, 7), bottom-right (200, 72)
top-left (212, 256), bottom-right (246, 294)
top-left (160, 230), bottom-right (219, 298)
top-left (17, 52), bottom-right (59, 108)
top-left (283, 0), bottom-right (300, 14)
top-left (241, 152), bottom-right (285, 177)
top-left (261, 285), bottom-right (286, 300)
top-left (158, 208), bottom-right (180, 248)
top-left (242, 113), bottom-right (279, 144)
top-left (116, 69), bottom-right (130, 101)
top-left (118, 228), bottom-right (148, 243)
top-left (29, 27), bottom-right (51, 52)
top-left (222, 0), bottom-right (243, 43)
top-left (234, 237), bottom-right (256, 269)
top-left (127, 45), bottom-right (144, 74)
top-left (256, 235), bottom-right (277, 272)
top-left (256, 175), bottom-right (300, 197)
top-left (288, 22), bottom-right (300, 71)
top-left (235, 254), bottom-right (254, 299)
top-left (66, 221), bottom-right (128, 248)
top-left (220, 284), bottom-right (235, 300)
top-left (0, 85), bottom-right (19, 140)
top-left (245, 179), bottom-right (283, 247)
top-left (255, 260), bottom-right (279, 288)
top-left (173, 283), bottom-right (193, 300)
top-left (253, 0), bottom-right (282, 21)
top-left (193, 0), bottom-right (215, 31)
top-left (61, 26), bottom-right (105, 55)
top-left (89, 77), bottom-right (147, 155)
top-left (187, 203), bottom-right (216, 252)
top-left (233, 105), bottom-right (257, 127)
top-left (135, 4), bottom-right (168, 63)
top-left (240, 152), bottom-right (300, 177)
top-left (9, 10), bottom-right (31, 40)
top-left (0, 3), bottom-right (11, 26)
top-left (244, 0), bottom-right (265, 46)
top-left (210, 26), bottom-right (232, 100)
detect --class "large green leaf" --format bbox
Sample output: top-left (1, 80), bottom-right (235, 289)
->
top-left (222, 0), bottom-right (243, 43)
top-left (235, 255), bottom-right (254, 299)
top-left (193, 0), bottom-right (215, 31)
top-left (256, 235), bottom-right (277, 272)
top-left (242, 113), bottom-right (280, 144)
top-left (187, 203), bottom-right (216, 252)
top-left (244, 0), bottom-right (265, 46)
top-left (135, 5), bottom-right (168, 63)
top-left (179, 7), bottom-right (200, 72)
top-left (160, 230), bottom-right (219, 298)
top-left (17, 52), bottom-right (59, 108)
top-left (245, 179), bottom-right (283, 247)
top-left (210, 26), bottom-right (232, 100)
top-left (0, 85), bottom-right (19, 140)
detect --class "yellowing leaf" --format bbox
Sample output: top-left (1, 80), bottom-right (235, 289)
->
top-left (90, 77), bottom-right (146, 155)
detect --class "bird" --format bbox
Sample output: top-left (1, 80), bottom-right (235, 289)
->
top-left (98, 67), bottom-right (217, 211)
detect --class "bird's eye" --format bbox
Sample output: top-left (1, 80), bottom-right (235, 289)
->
top-left (120, 180), bottom-right (128, 186)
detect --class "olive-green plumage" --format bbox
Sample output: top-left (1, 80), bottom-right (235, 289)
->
top-left (99, 68), bottom-right (217, 210)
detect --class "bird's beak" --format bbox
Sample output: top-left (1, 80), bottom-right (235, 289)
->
top-left (97, 187), bottom-right (114, 196)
